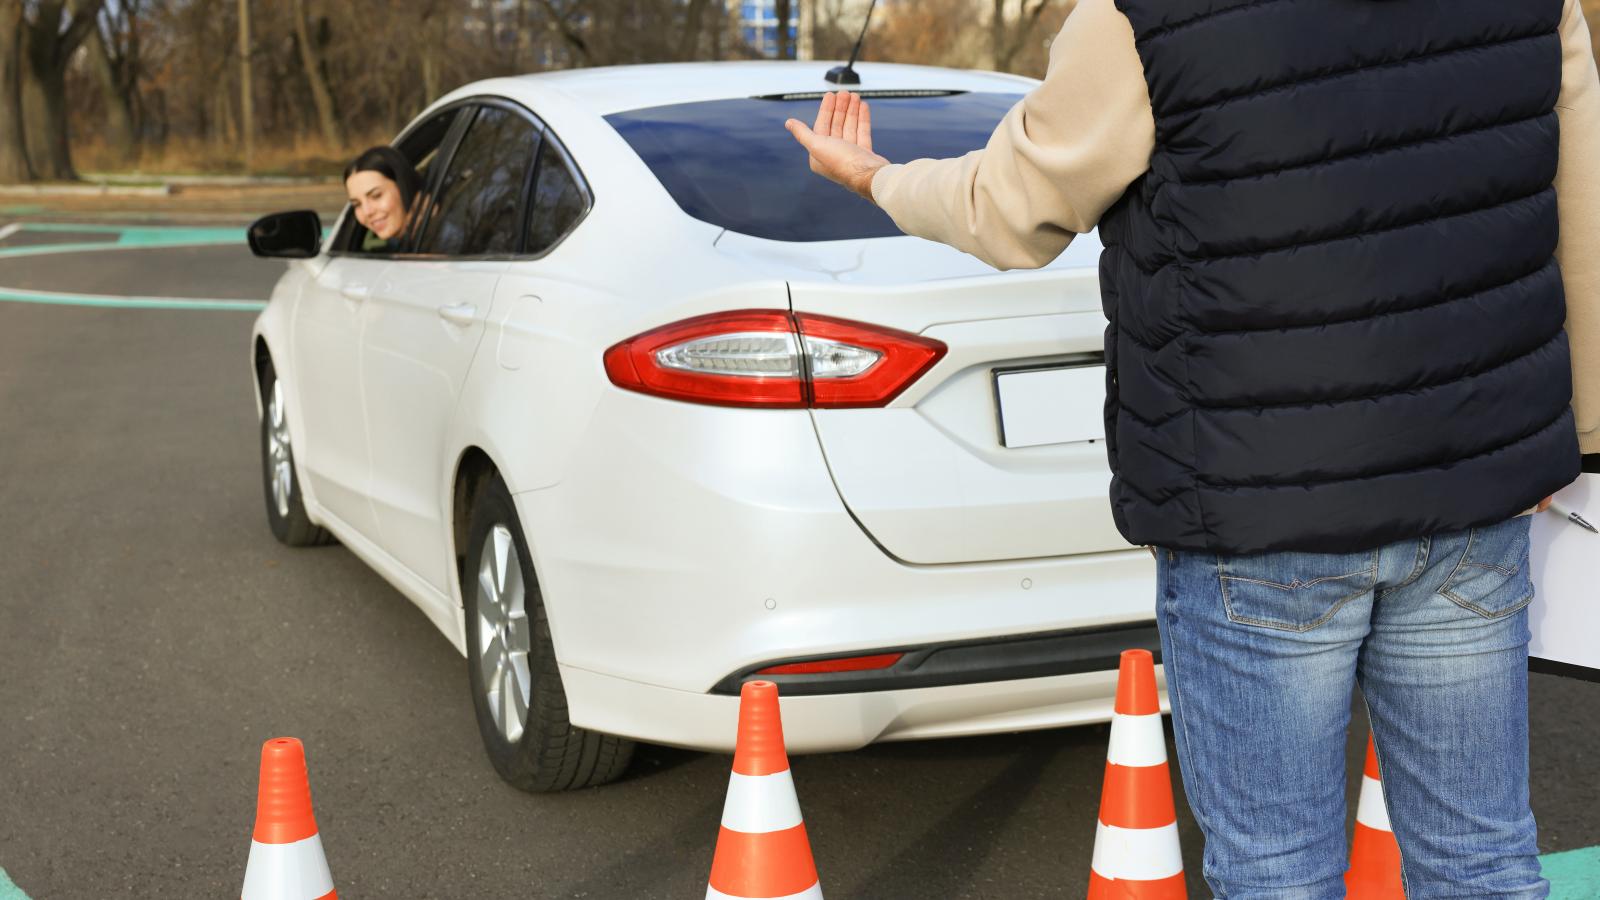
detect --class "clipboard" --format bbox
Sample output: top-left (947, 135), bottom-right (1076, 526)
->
top-left (1528, 458), bottom-right (1600, 683)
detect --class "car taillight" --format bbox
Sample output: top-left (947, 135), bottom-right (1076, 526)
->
top-left (603, 309), bottom-right (946, 409)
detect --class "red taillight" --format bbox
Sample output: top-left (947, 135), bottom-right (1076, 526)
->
top-left (603, 309), bottom-right (946, 409)
top-left (756, 653), bottom-right (905, 676)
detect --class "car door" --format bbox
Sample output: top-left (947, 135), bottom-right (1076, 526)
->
top-left (361, 101), bottom-right (545, 593)
top-left (289, 107), bottom-right (464, 545)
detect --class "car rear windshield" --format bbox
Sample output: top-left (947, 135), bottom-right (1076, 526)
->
top-left (604, 91), bottom-right (1023, 242)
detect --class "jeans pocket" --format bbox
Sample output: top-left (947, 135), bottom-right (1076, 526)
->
top-left (1219, 549), bottom-right (1379, 632)
top-left (1438, 516), bottom-right (1535, 618)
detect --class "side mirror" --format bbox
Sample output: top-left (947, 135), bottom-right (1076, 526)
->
top-left (248, 210), bottom-right (323, 259)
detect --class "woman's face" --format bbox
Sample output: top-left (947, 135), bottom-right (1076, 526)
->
top-left (346, 170), bottom-right (407, 241)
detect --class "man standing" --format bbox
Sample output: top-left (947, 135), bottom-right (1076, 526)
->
top-left (786, 0), bottom-right (1598, 896)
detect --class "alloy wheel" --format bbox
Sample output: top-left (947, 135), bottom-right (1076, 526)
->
top-left (266, 381), bottom-right (294, 519)
top-left (475, 524), bottom-right (532, 743)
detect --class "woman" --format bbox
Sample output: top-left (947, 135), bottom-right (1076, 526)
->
top-left (343, 146), bottom-right (424, 251)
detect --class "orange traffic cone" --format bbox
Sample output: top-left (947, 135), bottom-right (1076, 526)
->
top-left (1087, 649), bottom-right (1186, 898)
top-left (706, 681), bottom-right (823, 900)
top-left (1345, 734), bottom-right (1405, 898)
top-left (241, 737), bottom-right (337, 900)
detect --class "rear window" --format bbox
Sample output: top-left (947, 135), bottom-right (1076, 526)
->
top-left (604, 92), bottom-right (1022, 242)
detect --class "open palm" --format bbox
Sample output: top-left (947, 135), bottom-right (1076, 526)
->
top-left (785, 91), bottom-right (891, 201)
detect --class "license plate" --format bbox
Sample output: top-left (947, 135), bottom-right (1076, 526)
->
top-left (994, 364), bottom-right (1105, 448)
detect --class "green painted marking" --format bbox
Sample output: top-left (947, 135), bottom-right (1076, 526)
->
top-left (1544, 845), bottom-right (1600, 897)
top-left (0, 224), bottom-right (243, 259)
top-left (0, 224), bottom-right (265, 310)
top-left (14, 221), bottom-right (140, 234)
top-left (0, 287), bottom-right (264, 311)
top-left (0, 240), bottom-right (127, 259)
top-left (0, 867), bottom-right (29, 900)
top-left (116, 226), bottom-right (242, 245)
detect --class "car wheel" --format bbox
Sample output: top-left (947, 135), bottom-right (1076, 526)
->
top-left (260, 360), bottom-right (332, 547)
top-left (464, 474), bottom-right (634, 791)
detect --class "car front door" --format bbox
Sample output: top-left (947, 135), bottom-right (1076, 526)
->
top-left (361, 101), bottom-right (545, 594)
top-left (290, 231), bottom-right (391, 542)
top-left (288, 108), bottom-right (465, 544)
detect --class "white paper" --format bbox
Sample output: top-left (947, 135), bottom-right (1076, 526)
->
top-left (1528, 474), bottom-right (1599, 676)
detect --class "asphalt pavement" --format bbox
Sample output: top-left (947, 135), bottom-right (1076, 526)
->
top-left (0, 225), bottom-right (1595, 898)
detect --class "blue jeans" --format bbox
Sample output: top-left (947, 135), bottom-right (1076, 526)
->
top-left (1155, 514), bottom-right (1547, 898)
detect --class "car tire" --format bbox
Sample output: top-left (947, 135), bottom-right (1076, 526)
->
top-left (463, 474), bottom-right (634, 791)
top-left (259, 359), bottom-right (332, 547)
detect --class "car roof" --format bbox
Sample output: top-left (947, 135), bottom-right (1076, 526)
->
top-left (494, 60), bottom-right (1038, 116)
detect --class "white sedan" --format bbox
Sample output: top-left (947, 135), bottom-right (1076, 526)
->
top-left (247, 61), bottom-right (1164, 792)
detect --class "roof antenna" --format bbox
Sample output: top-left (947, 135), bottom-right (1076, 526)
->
top-left (825, 0), bottom-right (879, 85)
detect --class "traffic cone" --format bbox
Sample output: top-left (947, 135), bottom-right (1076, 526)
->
top-left (706, 681), bottom-right (823, 900)
top-left (1087, 649), bottom-right (1186, 898)
top-left (241, 737), bottom-right (337, 900)
top-left (1345, 734), bottom-right (1405, 897)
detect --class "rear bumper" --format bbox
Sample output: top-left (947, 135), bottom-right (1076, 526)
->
top-left (562, 663), bottom-right (1171, 754)
top-left (713, 621), bottom-right (1161, 696)
top-left (516, 389), bottom-right (1161, 751)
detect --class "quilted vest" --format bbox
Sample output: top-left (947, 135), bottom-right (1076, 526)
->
top-left (1099, 0), bottom-right (1583, 553)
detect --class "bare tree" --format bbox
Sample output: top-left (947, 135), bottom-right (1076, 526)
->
top-left (991, 0), bottom-right (1056, 72)
top-left (290, 0), bottom-right (343, 148)
top-left (20, 0), bottom-right (100, 180)
top-left (0, 0), bottom-right (30, 182)
top-left (775, 0), bottom-right (791, 59)
top-left (239, 0), bottom-right (253, 169)
top-left (678, 0), bottom-right (710, 60)
top-left (68, 0), bottom-right (139, 166)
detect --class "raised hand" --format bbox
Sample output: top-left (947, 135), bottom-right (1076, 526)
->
top-left (784, 91), bottom-right (892, 202)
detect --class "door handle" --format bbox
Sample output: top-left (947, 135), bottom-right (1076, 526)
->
top-left (437, 302), bottom-right (478, 326)
top-left (339, 283), bottom-right (370, 302)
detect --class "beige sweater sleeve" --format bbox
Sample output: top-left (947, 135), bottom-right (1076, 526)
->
top-left (868, 0), bottom-right (1155, 272)
top-left (1556, 0), bottom-right (1600, 455)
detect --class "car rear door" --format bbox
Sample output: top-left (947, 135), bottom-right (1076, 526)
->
top-left (360, 101), bottom-right (544, 593)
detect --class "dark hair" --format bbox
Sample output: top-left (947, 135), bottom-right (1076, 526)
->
top-left (343, 145), bottom-right (422, 213)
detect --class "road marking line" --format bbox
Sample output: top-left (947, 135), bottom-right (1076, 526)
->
top-left (1544, 845), bottom-right (1600, 898)
top-left (0, 286), bottom-right (264, 311)
top-left (0, 867), bottom-right (30, 900)
top-left (0, 223), bottom-right (265, 311)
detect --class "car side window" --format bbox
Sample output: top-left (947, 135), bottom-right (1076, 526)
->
top-left (412, 106), bottom-right (542, 258)
top-left (335, 108), bottom-right (459, 255)
top-left (525, 137), bottom-right (589, 256)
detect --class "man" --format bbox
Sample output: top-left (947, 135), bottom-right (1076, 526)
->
top-left (786, 0), bottom-right (1598, 896)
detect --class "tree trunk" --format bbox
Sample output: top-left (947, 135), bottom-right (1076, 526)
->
top-left (238, 0), bottom-right (253, 171)
top-left (19, 0), bottom-right (98, 181)
top-left (775, 0), bottom-right (791, 59)
top-left (75, 0), bottom-right (137, 167)
top-left (20, 35), bottom-right (73, 180)
top-left (678, 0), bottom-right (708, 60)
top-left (0, 0), bottom-right (32, 182)
top-left (290, 0), bottom-right (343, 149)
top-left (991, 0), bottom-right (1006, 70)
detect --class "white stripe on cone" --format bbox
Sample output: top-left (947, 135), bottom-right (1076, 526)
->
top-left (1355, 774), bottom-right (1392, 832)
top-left (721, 770), bottom-right (805, 834)
top-left (241, 834), bottom-right (334, 899)
top-left (1106, 712), bottom-right (1168, 768)
top-left (707, 883), bottom-right (825, 900)
top-left (1090, 821), bottom-right (1184, 881)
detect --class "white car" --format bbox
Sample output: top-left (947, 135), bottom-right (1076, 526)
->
top-left (248, 61), bottom-right (1165, 792)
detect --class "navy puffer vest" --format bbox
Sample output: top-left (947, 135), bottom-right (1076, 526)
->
top-left (1099, 0), bottom-right (1583, 554)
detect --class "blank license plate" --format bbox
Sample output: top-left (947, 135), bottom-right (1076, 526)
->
top-left (995, 365), bottom-right (1105, 448)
